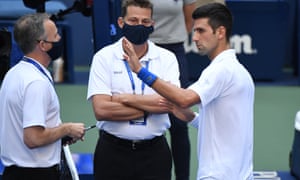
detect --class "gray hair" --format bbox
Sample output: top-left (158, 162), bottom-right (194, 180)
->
top-left (13, 13), bottom-right (50, 54)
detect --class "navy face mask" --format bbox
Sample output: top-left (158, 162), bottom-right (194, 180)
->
top-left (47, 39), bottom-right (63, 60)
top-left (122, 23), bottom-right (154, 45)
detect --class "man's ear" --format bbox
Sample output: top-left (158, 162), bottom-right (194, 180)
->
top-left (216, 26), bottom-right (226, 40)
top-left (37, 40), bottom-right (49, 52)
top-left (117, 17), bottom-right (124, 29)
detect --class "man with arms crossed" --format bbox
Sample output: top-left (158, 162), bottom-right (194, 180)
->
top-left (87, 0), bottom-right (194, 179)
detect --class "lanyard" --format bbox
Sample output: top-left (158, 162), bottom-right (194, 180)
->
top-left (123, 60), bottom-right (149, 95)
top-left (22, 57), bottom-right (53, 85)
top-left (123, 60), bottom-right (150, 126)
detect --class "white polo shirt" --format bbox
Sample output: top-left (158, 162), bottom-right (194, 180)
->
top-left (87, 38), bottom-right (180, 140)
top-left (189, 49), bottom-right (254, 180)
top-left (0, 59), bottom-right (61, 167)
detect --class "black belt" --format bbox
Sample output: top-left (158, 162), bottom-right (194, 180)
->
top-left (100, 130), bottom-right (164, 150)
top-left (5, 164), bottom-right (59, 171)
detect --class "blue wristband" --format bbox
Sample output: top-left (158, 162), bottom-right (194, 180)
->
top-left (137, 67), bottom-right (157, 87)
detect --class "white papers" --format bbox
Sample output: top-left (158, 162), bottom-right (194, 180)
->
top-left (253, 171), bottom-right (280, 180)
top-left (63, 145), bottom-right (80, 180)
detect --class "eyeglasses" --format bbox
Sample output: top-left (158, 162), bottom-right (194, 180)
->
top-left (37, 39), bottom-right (58, 44)
top-left (125, 17), bottom-right (153, 26)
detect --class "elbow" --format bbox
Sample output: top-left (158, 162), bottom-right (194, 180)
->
top-left (95, 113), bottom-right (105, 121)
top-left (24, 139), bottom-right (39, 149)
top-left (94, 110), bottom-right (111, 121)
top-left (176, 89), bottom-right (200, 108)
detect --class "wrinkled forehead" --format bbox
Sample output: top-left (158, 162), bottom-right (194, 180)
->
top-left (124, 5), bottom-right (152, 19)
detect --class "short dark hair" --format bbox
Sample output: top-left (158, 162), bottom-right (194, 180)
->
top-left (192, 3), bottom-right (233, 41)
top-left (13, 13), bottom-right (50, 54)
top-left (121, 0), bottom-right (153, 17)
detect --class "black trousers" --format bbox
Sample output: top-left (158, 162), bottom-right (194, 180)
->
top-left (94, 130), bottom-right (172, 180)
top-left (291, 129), bottom-right (300, 179)
top-left (2, 164), bottom-right (60, 180)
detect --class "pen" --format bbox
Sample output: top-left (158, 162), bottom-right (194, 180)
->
top-left (84, 125), bottom-right (96, 131)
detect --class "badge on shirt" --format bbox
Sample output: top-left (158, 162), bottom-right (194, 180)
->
top-left (129, 118), bottom-right (147, 125)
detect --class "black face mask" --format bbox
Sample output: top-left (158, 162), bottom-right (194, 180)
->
top-left (47, 39), bottom-right (63, 60)
top-left (122, 23), bottom-right (154, 45)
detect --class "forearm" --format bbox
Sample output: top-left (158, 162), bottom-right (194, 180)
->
top-left (151, 78), bottom-right (196, 108)
top-left (24, 123), bottom-right (83, 148)
top-left (93, 100), bottom-right (144, 121)
top-left (113, 94), bottom-right (171, 114)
